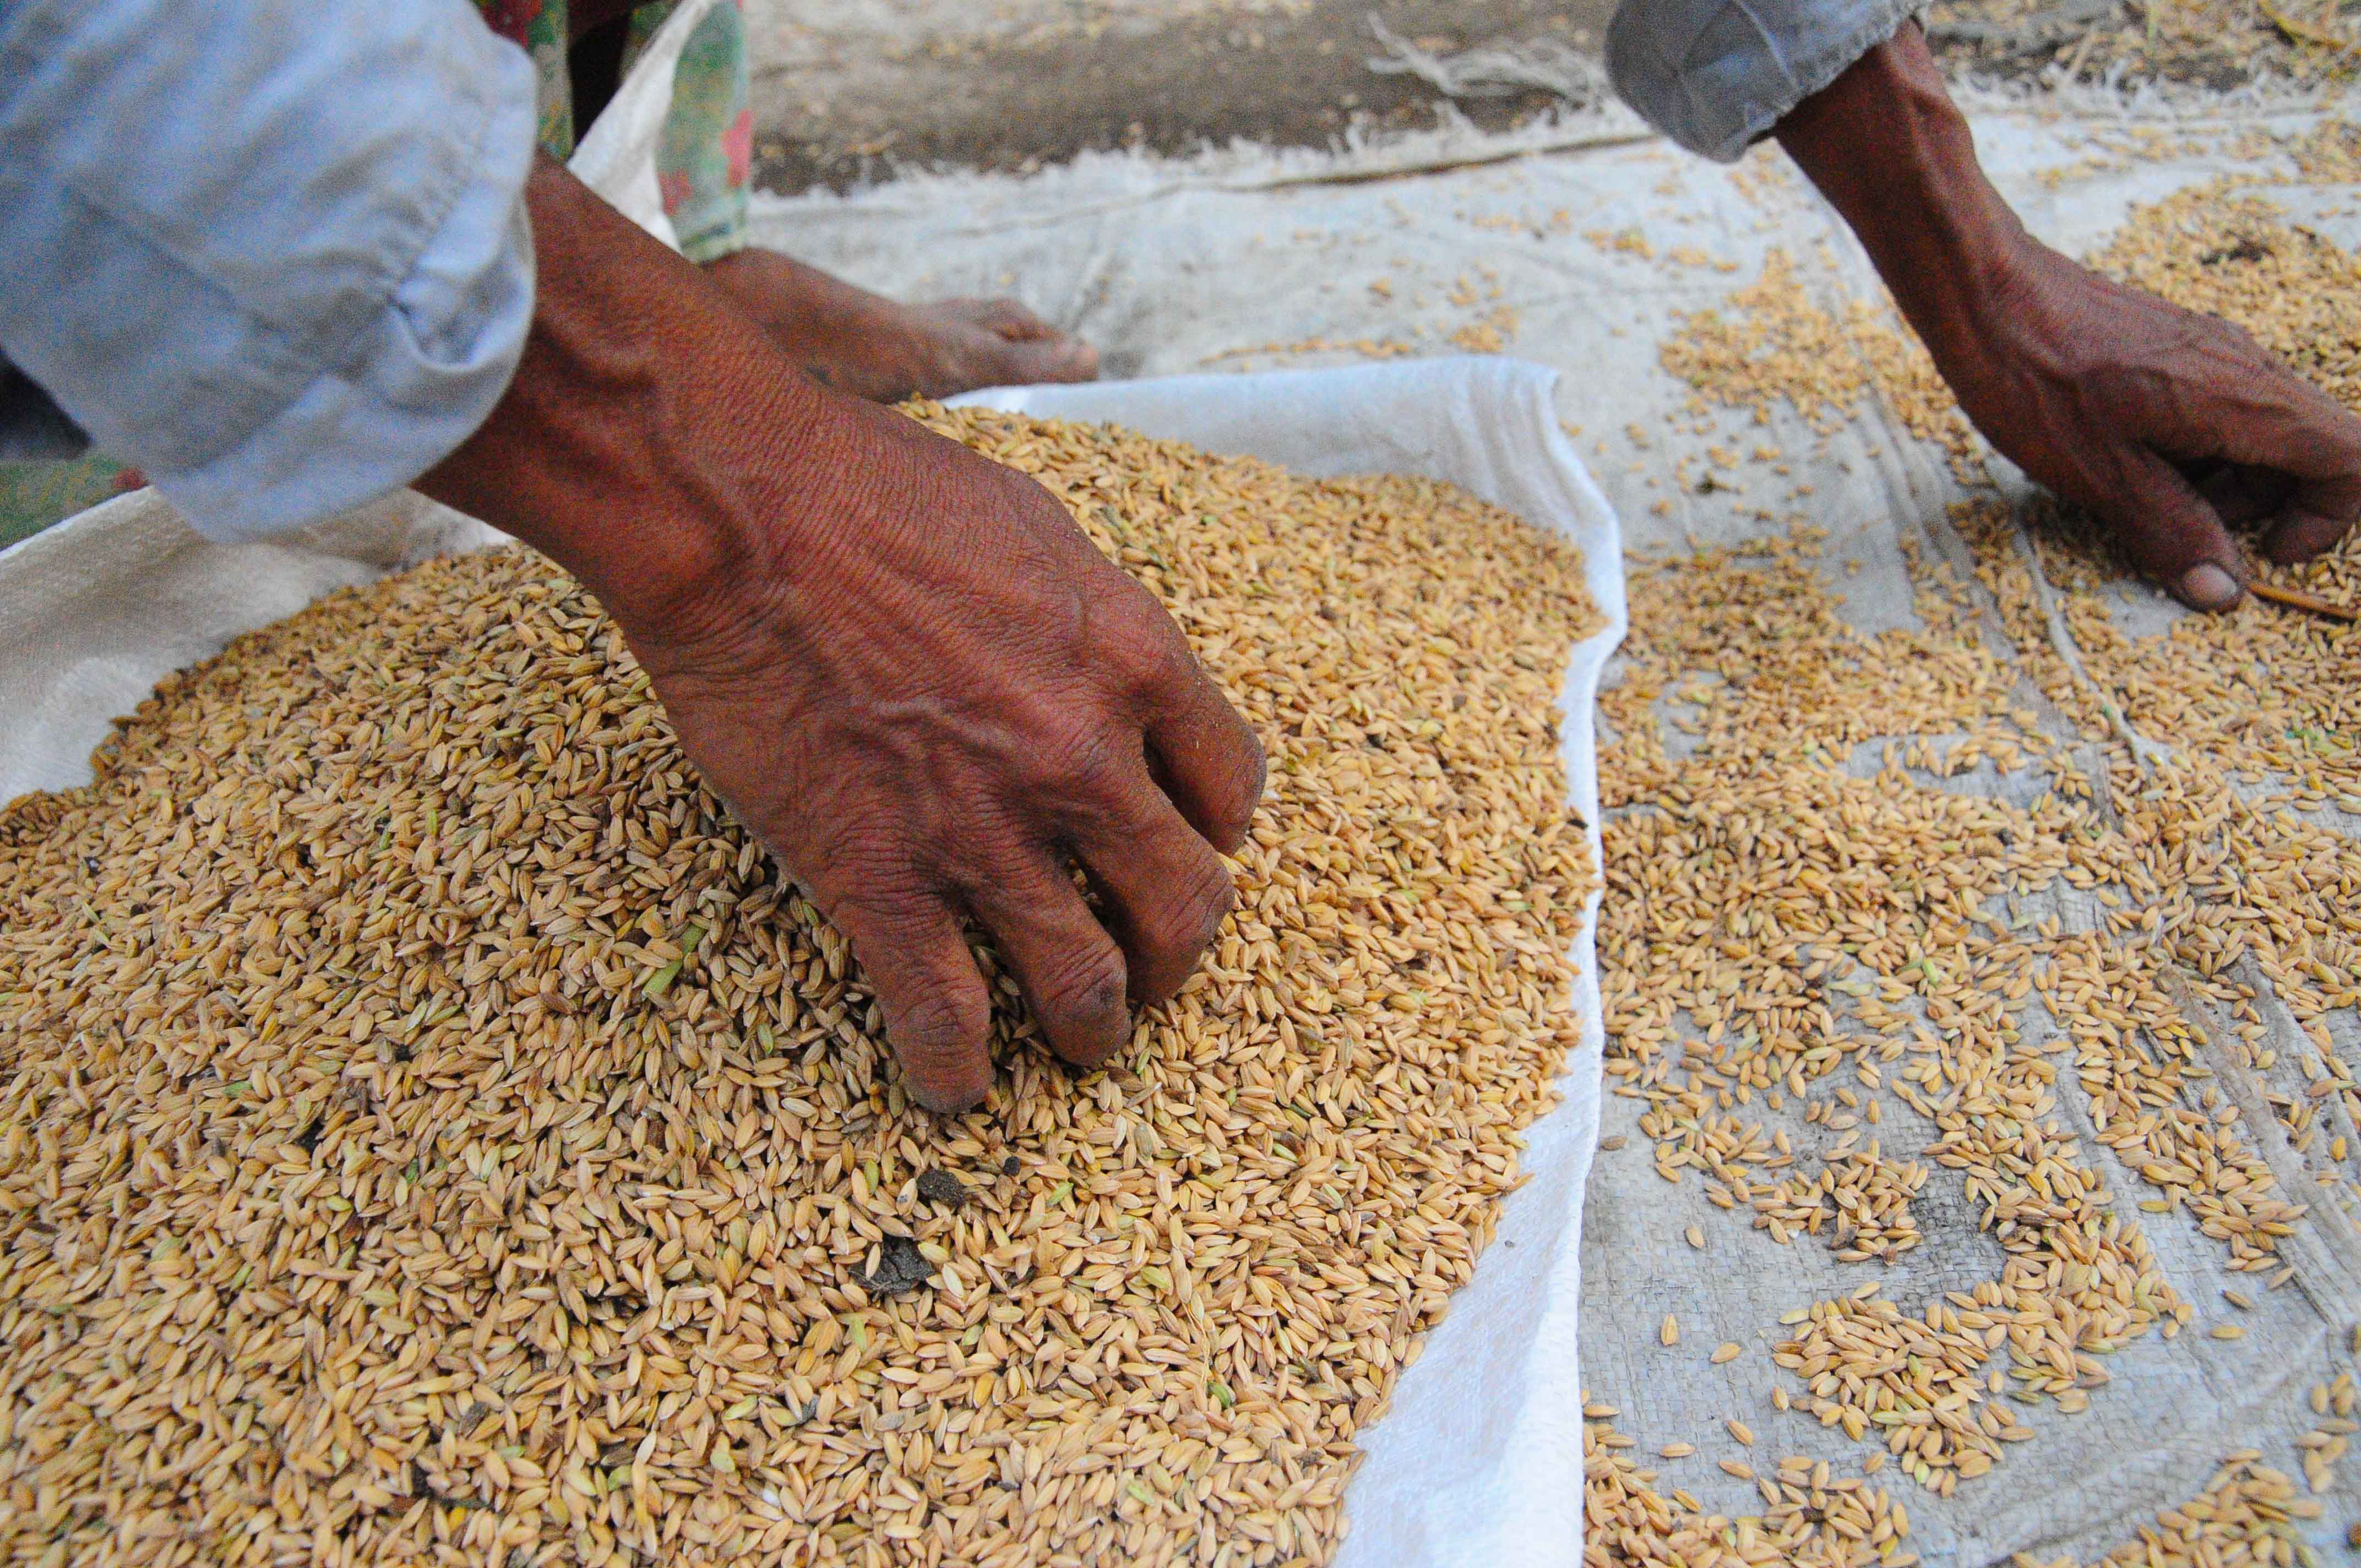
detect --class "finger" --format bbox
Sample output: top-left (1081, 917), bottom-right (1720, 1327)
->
top-left (825, 891), bottom-right (996, 1113)
top-left (2262, 504), bottom-right (2354, 565)
top-left (989, 331), bottom-right (1101, 386)
top-left (1073, 780), bottom-right (1237, 1009)
top-left (959, 297), bottom-right (1059, 342)
top-left (2236, 394), bottom-right (2361, 563)
top-left (2113, 447), bottom-right (2246, 611)
top-left (2183, 449), bottom-right (2343, 562)
top-left (2158, 362), bottom-right (2361, 565)
top-left (1138, 653), bottom-right (1265, 854)
top-left (2193, 463), bottom-right (2293, 529)
top-left (962, 854), bottom-right (1133, 1070)
top-left (971, 298), bottom-right (1100, 380)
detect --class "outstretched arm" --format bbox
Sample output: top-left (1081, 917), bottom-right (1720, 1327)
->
top-left (1775, 22), bottom-right (2361, 609)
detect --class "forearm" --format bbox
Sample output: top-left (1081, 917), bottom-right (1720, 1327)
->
top-left (1773, 24), bottom-right (2025, 364)
top-left (1771, 20), bottom-right (2361, 606)
top-left (419, 157), bottom-right (825, 643)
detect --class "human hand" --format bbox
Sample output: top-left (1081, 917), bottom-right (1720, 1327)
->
top-left (423, 159), bottom-right (1262, 1110)
top-left (1912, 239), bottom-right (2361, 609)
top-left (704, 246), bottom-right (1100, 402)
top-left (1777, 23), bottom-right (2361, 611)
top-left (626, 394), bottom-right (1263, 1111)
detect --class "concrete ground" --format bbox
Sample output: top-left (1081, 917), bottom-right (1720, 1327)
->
top-left (744, 0), bottom-right (2344, 195)
top-left (744, 0), bottom-right (1619, 194)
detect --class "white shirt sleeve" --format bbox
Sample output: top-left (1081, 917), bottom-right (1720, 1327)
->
top-left (0, 0), bottom-right (540, 541)
top-left (1606, 0), bottom-right (1927, 164)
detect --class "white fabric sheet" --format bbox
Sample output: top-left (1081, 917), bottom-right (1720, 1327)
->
top-left (14, 20), bottom-right (2361, 1561)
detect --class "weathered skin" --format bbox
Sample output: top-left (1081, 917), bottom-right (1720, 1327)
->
top-left (423, 159), bottom-right (1263, 1112)
top-left (1780, 23), bottom-right (2361, 611)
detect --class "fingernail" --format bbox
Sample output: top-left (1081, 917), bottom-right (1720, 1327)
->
top-left (2177, 562), bottom-right (2240, 611)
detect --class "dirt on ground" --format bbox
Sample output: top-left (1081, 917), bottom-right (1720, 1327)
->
top-left (748, 0), bottom-right (1619, 195)
top-left (747, 0), bottom-right (2357, 197)
top-left (1925, 0), bottom-right (2357, 90)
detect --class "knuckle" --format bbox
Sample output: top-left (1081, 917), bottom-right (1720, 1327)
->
top-left (2325, 424), bottom-right (2361, 473)
top-left (886, 988), bottom-right (993, 1113)
top-left (1133, 629), bottom-right (1198, 695)
top-left (2213, 316), bottom-right (2263, 355)
top-left (1233, 725), bottom-right (1269, 801)
top-left (1120, 852), bottom-right (1233, 1008)
top-left (1104, 597), bottom-right (1195, 693)
top-left (1212, 728), bottom-right (1269, 841)
top-left (1035, 939), bottom-right (1128, 1027)
top-left (827, 859), bottom-right (938, 921)
top-left (1149, 857), bottom-right (1236, 961)
top-left (1044, 719), bottom-right (1133, 803)
top-left (999, 465), bottom-right (1074, 530)
top-left (891, 984), bottom-right (989, 1061)
top-left (1180, 847), bottom-right (1239, 928)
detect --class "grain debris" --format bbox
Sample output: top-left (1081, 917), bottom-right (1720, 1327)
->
top-left (2010, 1456), bottom-right (2325, 1568)
top-left (1595, 134), bottom-right (2361, 1562)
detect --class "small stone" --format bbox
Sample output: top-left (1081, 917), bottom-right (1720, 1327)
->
top-left (917, 1168), bottom-right (969, 1210)
top-left (858, 1234), bottom-right (934, 1299)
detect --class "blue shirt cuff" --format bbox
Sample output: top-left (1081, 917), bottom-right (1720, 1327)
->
top-left (1607, 1), bottom-right (1926, 164)
top-left (0, 0), bottom-right (541, 542)
top-left (158, 113), bottom-right (537, 542)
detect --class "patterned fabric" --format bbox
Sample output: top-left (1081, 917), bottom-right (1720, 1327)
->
top-left (476, 0), bottom-right (750, 262)
top-left (477, 0), bottom-right (574, 159)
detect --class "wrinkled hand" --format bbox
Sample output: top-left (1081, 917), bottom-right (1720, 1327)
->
top-left (423, 159), bottom-right (1263, 1111)
top-left (1778, 22), bottom-right (2361, 612)
top-left (1920, 239), bottom-right (2361, 609)
top-left (634, 396), bottom-right (1263, 1109)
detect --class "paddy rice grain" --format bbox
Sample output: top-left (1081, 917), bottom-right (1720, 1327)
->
top-left (1592, 122), bottom-right (2361, 1567)
top-left (0, 405), bottom-right (1601, 1566)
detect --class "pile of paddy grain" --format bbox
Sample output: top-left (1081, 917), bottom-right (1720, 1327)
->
top-left (0, 405), bottom-right (1601, 1567)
